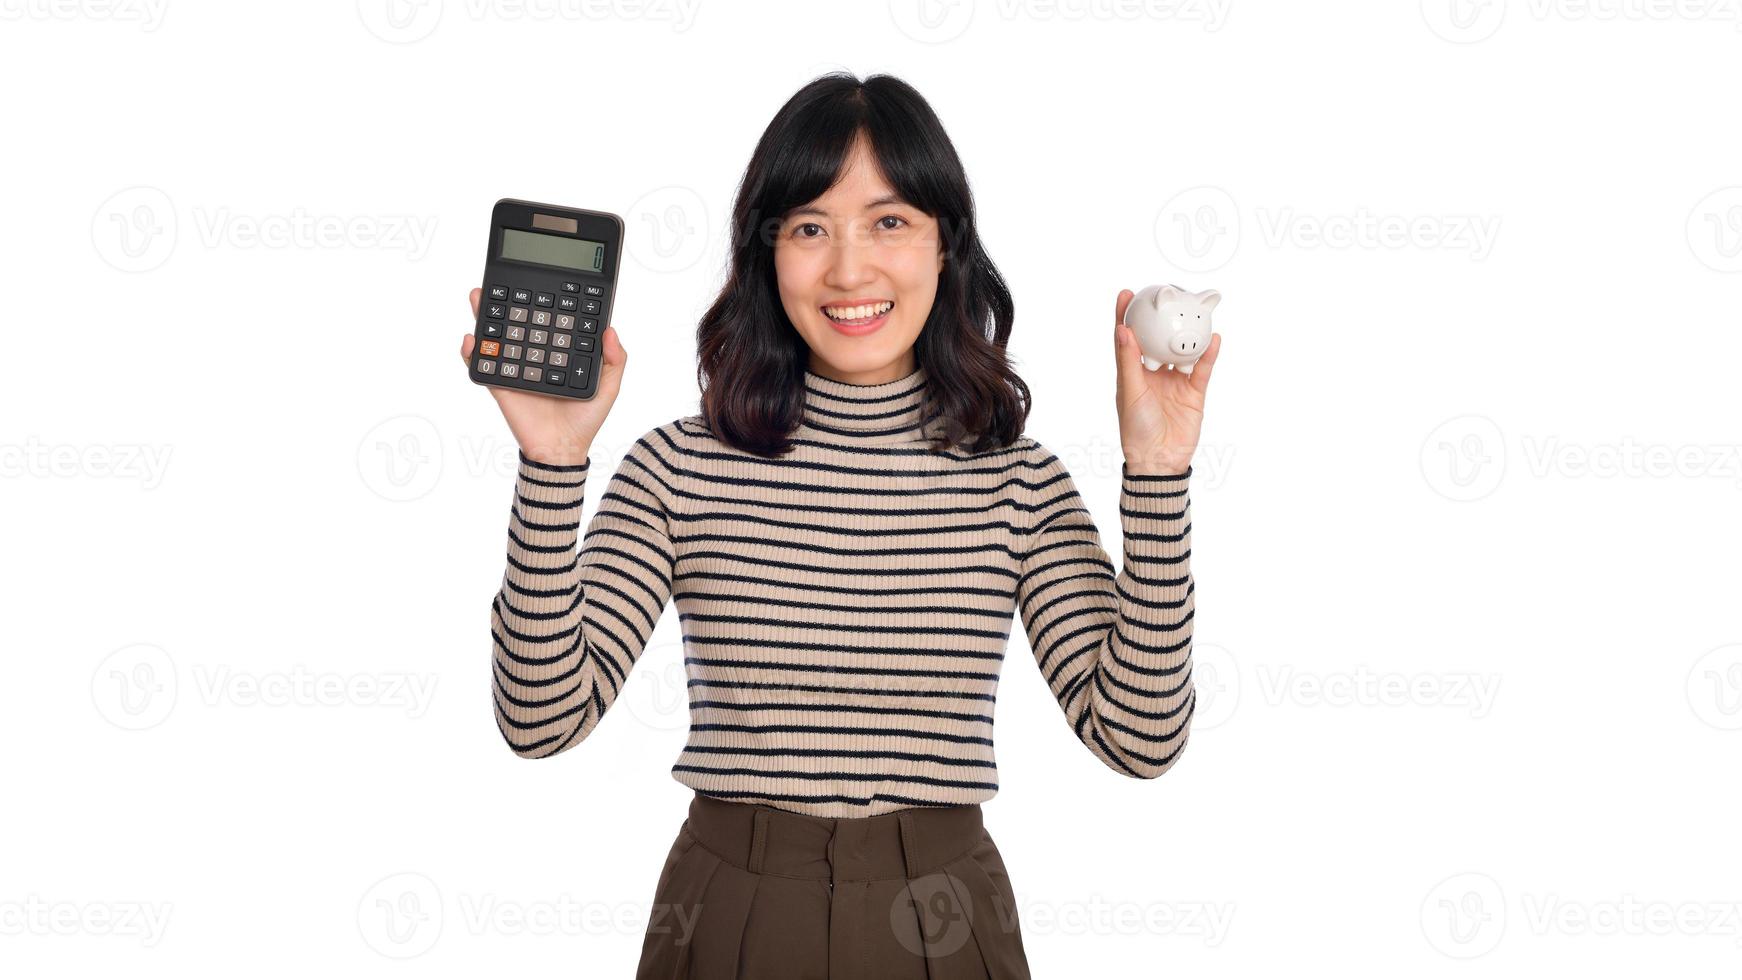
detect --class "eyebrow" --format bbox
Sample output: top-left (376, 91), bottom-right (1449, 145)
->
top-left (787, 194), bottom-right (912, 219)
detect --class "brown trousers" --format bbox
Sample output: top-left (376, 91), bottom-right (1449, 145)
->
top-left (636, 791), bottom-right (1032, 980)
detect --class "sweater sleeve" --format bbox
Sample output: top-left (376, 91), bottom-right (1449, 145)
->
top-left (491, 428), bottom-right (681, 759)
top-left (1014, 446), bottom-right (1196, 778)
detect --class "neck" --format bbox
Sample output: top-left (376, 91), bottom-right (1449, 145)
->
top-left (799, 363), bottom-right (932, 441)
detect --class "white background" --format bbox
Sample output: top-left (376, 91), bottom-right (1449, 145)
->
top-left (4, 0), bottom-right (1741, 976)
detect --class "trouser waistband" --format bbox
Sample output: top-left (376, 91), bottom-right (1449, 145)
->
top-left (684, 791), bottom-right (987, 884)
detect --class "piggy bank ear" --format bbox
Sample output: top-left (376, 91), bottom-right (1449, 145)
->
top-left (1154, 283), bottom-right (1184, 308)
top-left (1197, 289), bottom-right (1221, 312)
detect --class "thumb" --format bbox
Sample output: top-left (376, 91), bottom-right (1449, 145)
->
top-left (592, 326), bottom-right (628, 399)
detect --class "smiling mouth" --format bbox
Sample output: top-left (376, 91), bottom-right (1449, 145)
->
top-left (822, 299), bottom-right (894, 325)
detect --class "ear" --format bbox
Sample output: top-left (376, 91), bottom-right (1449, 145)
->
top-left (1154, 284), bottom-right (1183, 309)
top-left (1197, 289), bottom-right (1221, 312)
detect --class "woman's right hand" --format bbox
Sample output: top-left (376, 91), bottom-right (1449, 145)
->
top-left (459, 287), bottom-right (627, 466)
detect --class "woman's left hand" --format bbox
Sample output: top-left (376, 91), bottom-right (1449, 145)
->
top-left (1113, 288), bottom-right (1222, 475)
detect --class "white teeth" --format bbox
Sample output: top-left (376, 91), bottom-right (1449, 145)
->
top-left (824, 300), bottom-right (893, 321)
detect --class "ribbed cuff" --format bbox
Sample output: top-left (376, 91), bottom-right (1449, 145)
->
top-left (1120, 465), bottom-right (1191, 559)
top-left (516, 450), bottom-right (590, 507)
top-left (1121, 462), bottom-right (1192, 481)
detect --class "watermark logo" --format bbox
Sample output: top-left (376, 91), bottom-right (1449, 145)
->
top-left (358, 872), bottom-right (444, 958)
top-left (890, 0), bottom-right (1227, 42)
top-left (91, 643), bottom-right (178, 731)
top-left (891, 870), bottom-right (977, 958)
top-left (1155, 187), bottom-right (1501, 270)
top-left (357, 0), bottom-right (443, 41)
top-left (0, 0), bottom-right (169, 30)
top-left (889, 0), bottom-right (976, 42)
top-left (92, 644), bottom-right (438, 728)
top-left (623, 639), bottom-right (691, 732)
top-left (1424, 872), bottom-right (1742, 954)
top-left (0, 896), bottom-right (173, 946)
top-left (1687, 643), bottom-right (1742, 730)
top-left (1426, 0), bottom-right (1742, 41)
top-left (1687, 186), bottom-right (1742, 272)
top-left (1421, 872), bottom-right (1507, 957)
top-left (1420, 0), bottom-right (1506, 42)
top-left (358, 0), bottom-right (701, 42)
top-left (91, 187), bottom-right (438, 270)
top-left (1187, 641), bottom-right (1238, 730)
top-left (1, 438), bottom-right (173, 488)
top-left (1153, 185), bottom-right (1240, 273)
top-left (1423, 414), bottom-right (1742, 499)
top-left (358, 415), bottom-right (445, 503)
top-left (92, 186), bottom-right (176, 273)
top-left (1420, 414), bottom-right (1507, 502)
top-left (626, 185), bottom-right (711, 275)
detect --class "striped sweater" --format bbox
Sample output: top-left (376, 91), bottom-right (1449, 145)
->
top-left (490, 364), bottom-right (1196, 818)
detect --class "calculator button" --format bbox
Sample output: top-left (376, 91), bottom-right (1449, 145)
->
top-left (530, 310), bottom-right (552, 327)
top-left (506, 325), bottom-right (526, 342)
top-left (479, 340), bottom-right (501, 357)
top-left (577, 318), bottom-right (598, 333)
top-left (561, 281), bottom-right (580, 293)
top-left (546, 370), bottom-right (566, 386)
top-left (481, 322), bottom-right (503, 338)
top-left (500, 362), bottom-right (520, 378)
top-left (557, 296), bottom-right (578, 312)
top-left (525, 348), bottom-right (545, 364)
top-left (535, 293), bottom-right (554, 307)
top-left (488, 285), bottom-right (509, 301)
top-left (552, 333), bottom-right (571, 349)
top-left (485, 303), bottom-right (506, 319)
top-left (503, 344), bottom-right (522, 360)
top-left (511, 288), bottom-right (532, 304)
top-left (583, 284), bottom-right (605, 297)
top-left (555, 314), bottom-right (575, 331)
top-left (522, 366), bottom-right (542, 383)
top-left (528, 329), bottom-right (548, 345)
top-left (475, 357), bottom-right (495, 374)
top-left (508, 307), bottom-right (528, 323)
top-left (574, 335), bottom-right (595, 354)
top-left (548, 351), bottom-right (568, 368)
top-left (581, 299), bottom-right (601, 314)
top-left (568, 357), bottom-right (592, 387)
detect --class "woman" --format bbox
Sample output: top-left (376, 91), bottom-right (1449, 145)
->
top-left (462, 72), bottom-right (1219, 980)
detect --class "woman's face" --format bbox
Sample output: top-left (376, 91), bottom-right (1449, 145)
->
top-left (773, 134), bottom-right (945, 385)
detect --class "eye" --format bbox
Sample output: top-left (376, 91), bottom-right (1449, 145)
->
top-left (877, 214), bottom-right (907, 230)
top-left (792, 222), bottom-right (825, 239)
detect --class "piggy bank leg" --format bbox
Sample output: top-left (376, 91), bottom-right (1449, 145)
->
top-left (1141, 355), bottom-right (1162, 371)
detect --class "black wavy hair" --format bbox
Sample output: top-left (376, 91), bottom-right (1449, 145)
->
top-left (695, 71), bottom-right (1027, 457)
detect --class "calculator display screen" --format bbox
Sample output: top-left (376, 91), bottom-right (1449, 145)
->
top-left (499, 228), bottom-right (606, 273)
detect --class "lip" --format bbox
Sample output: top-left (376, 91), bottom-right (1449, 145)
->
top-left (820, 298), bottom-right (894, 336)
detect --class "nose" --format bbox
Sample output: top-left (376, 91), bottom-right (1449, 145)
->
top-left (1171, 336), bottom-right (1202, 355)
top-left (823, 226), bottom-right (877, 288)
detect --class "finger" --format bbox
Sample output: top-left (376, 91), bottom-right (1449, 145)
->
top-left (593, 325), bottom-right (628, 398)
top-left (459, 333), bottom-right (475, 364)
top-left (1189, 332), bottom-right (1221, 396)
top-left (468, 287), bottom-right (481, 319)
top-left (1111, 289), bottom-right (1147, 406)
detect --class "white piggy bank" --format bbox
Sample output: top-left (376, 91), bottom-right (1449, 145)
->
top-left (1122, 284), bottom-right (1220, 370)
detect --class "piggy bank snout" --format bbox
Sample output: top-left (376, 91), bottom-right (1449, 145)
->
top-left (1170, 333), bottom-right (1206, 355)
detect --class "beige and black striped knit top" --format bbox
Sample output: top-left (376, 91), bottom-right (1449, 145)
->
top-left (490, 364), bottom-right (1196, 818)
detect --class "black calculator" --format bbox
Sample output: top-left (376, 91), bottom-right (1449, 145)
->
top-left (469, 199), bottom-right (623, 400)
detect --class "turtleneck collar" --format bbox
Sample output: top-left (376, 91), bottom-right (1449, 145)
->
top-left (800, 364), bottom-right (932, 440)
